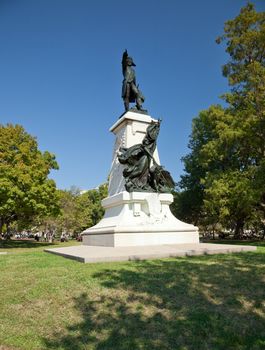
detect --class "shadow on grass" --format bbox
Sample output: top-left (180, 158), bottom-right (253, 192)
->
top-left (44, 251), bottom-right (265, 350)
top-left (0, 239), bottom-right (55, 250)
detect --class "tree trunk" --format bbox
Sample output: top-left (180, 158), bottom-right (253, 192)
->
top-left (6, 222), bottom-right (11, 239)
top-left (234, 219), bottom-right (244, 239)
top-left (261, 224), bottom-right (265, 240)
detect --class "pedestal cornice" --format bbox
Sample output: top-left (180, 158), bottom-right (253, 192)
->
top-left (110, 111), bottom-right (158, 134)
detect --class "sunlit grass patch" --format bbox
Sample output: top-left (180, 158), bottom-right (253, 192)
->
top-left (0, 241), bottom-right (264, 349)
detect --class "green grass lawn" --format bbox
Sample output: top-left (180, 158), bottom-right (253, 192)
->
top-left (0, 240), bottom-right (264, 350)
top-left (0, 238), bottom-right (81, 253)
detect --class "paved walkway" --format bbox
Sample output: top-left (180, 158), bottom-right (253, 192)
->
top-left (45, 243), bottom-right (256, 263)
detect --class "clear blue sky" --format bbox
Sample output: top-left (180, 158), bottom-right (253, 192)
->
top-left (1, 0), bottom-right (264, 190)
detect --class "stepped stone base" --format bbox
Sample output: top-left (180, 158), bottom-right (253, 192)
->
top-left (45, 243), bottom-right (257, 263)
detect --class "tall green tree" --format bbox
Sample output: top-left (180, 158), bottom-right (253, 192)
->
top-left (0, 124), bottom-right (59, 234)
top-left (216, 2), bottom-right (265, 236)
top-left (176, 3), bottom-right (265, 238)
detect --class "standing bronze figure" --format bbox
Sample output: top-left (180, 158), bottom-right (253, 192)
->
top-left (121, 50), bottom-right (145, 112)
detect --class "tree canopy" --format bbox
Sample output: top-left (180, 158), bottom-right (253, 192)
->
top-left (174, 3), bottom-right (265, 238)
top-left (38, 184), bottom-right (108, 237)
top-left (0, 123), bottom-right (108, 237)
top-left (0, 124), bottom-right (59, 233)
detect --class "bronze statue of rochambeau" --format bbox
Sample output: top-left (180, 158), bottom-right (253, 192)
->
top-left (121, 50), bottom-right (145, 112)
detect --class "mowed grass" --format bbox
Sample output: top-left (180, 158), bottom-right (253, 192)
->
top-left (0, 239), bottom-right (81, 253)
top-left (0, 240), bottom-right (264, 350)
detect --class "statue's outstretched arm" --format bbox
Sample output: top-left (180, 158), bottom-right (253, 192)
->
top-left (122, 50), bottom-right (128, 76)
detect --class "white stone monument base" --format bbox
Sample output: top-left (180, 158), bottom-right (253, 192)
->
top-left (82, 191), bottom-right (199, 247)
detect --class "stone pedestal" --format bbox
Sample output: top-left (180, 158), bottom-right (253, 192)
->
top-left (82, 111), bottom-right (199, 247)
top-left (108, 111), bottom-right (160, 196)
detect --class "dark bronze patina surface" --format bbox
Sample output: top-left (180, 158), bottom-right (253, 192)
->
top-left (118, 120), bottom-right (175, 193)
top-left (121, 50), bottom-right (147, 113)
